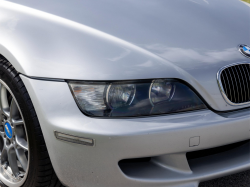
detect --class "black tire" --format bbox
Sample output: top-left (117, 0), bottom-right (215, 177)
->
top-left (0, 54), bottom-right (65, 187)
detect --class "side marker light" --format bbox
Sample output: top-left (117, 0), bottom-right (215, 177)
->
top-left (54, 131), bottom-right (94, 146)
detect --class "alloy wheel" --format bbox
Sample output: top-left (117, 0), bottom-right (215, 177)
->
top-left (0, 80), bottom-right (29, 186)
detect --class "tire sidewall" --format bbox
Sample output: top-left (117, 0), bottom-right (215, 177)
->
top-left (0, 65), bottom-right (40, 187)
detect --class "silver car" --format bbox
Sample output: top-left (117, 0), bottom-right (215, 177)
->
top-left (0, 0), bottom-right (249, 187)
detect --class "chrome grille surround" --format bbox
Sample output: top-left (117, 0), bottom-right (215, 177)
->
top-left (217, 62), bottom-right (250, 106)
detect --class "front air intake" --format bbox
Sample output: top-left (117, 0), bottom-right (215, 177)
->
top-left (218, 63), bottom-right (250, 105)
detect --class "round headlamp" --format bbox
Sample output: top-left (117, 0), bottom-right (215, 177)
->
top-left (106, 84), bottom-right (136, 109)
top-left (149, 80), bottom-right (175, 106)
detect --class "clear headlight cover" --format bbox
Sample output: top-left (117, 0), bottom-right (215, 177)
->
top-left (69, 79), bottom-right (206, 117)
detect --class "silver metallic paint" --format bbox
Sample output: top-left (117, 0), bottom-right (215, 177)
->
top-left (0, 0), bottom-right (249, 111)
top-left (0, 0), bottom-right (249, 186)
top-left (21, 76), bottom-right (250, 187)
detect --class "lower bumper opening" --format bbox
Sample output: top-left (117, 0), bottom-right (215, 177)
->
top-left (187, 140), bottom-right (249, 161)
top-left (119, 157), bottom-right (151, 165)
top-left (118, 140), bottom-right (250, 183)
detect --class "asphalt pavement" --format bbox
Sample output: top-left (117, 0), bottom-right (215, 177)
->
top-left (199, 170), bottom-right (250, 187)
top-left (0, 170), bottom-right (249, 187)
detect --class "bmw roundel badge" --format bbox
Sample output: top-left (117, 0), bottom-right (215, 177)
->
top-left (239, 44), bottom-right (250, 58)
top-left (5, 122), bottom-right (13, 139)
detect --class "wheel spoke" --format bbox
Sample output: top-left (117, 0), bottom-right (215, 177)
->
top-left (0, 85), bottom-right (10, 118)
top-left (0, 130), bottom-right (4, 137)
top-left (0, 144), bottom-right (6, 161)
top-left (15, 147), bottom-right (28, 171)
top-left (8, 146), bottom-right (19, 177)
top-left (10, 99), bottom-right (19, 121)
top-left (0, 140), bottom-right (3, 157)
top-left (12, 119), bottom-right (24, 127)
top-left (15, 123), bottom-right (28, 151)
top-left (16, 137), bottom-right (28, 151)
top-left (2, 109), bottom-right (10, 118)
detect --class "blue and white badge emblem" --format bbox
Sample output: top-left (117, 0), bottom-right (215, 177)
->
top-left (239, 44), bottom-right (250, 58)
top-left (5, 122), bottom-right (13, 139)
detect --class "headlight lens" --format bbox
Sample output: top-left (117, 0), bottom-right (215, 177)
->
top-left (150, 80), bottom-right (175, 105)
top-left (106, 84), bottom-right (136, 109)
top-left (69, 79), bottom-right (206, 117)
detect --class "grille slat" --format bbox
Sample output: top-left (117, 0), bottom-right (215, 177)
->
top-left (223, 70), bottom-right (232, 101)
top-left (243, 64), bottom-right (250, 100)
top-left (237, 65), bottom-right (247, 102)
top-left (220, 73), bottom-right (228, 100)
top-left (242, 64), bottom-right (250, 99)
top-left (233, 66), bottom-right (243, 102)
top-left (228, 68), bottom-right (237, 102)
top-left (219, 63), bottom-right (250, 105)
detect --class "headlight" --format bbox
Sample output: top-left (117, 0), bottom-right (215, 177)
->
top-left (106, 84), bottom-right (136, 109)
top-left (149, 79), bottom-right (175, 105)
top-left (69, 79), bottom-right (206, 117)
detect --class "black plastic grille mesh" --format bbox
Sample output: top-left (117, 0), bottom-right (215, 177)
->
top-left (220, 64), bottom-right (250, 104)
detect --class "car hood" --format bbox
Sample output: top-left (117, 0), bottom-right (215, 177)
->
top-left (5, 0), bottom-right (250, 65)
top-left (1, 0), bottom-right (250, 111)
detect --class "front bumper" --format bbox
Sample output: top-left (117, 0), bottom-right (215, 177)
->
top-left (21, 76), bottom-right (250, 187)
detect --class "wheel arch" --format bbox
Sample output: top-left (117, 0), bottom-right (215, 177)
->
top-left (0, 53), bottom-right (66, 187)
top-left (0, 44), bottom-right (25, 75)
